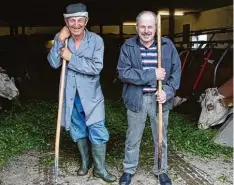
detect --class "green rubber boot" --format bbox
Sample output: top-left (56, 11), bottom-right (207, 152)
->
top-left (77, 138), bottom-right (91, 176)
top-left (91, 144), bottom-right (116, 183)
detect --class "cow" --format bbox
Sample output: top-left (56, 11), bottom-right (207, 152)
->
top-left (0, 71), bottom-right (19, 100)
top-left (198, 78), bottom-right (233, 130)
top-left (0, 67), bottom-right (20, 111)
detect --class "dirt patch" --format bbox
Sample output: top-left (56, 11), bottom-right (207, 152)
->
top-left (182, 154), bottom-right (233, 185)
top-left (0, 150), bottom-right (232, 185)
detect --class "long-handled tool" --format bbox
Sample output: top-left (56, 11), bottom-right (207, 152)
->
top-left (157, 13), bottom-right (163, 182)
top-left (54, 39), bottom-right (68, 183)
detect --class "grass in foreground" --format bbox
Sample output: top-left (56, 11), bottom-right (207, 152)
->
top-left (0, 100), bottom-right (232, 167)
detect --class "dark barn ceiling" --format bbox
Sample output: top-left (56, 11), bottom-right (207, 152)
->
top-left (0, 0), bottom-right (233, 26)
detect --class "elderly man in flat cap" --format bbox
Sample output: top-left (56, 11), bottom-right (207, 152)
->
top-left (47, 3), bottom-right (116, 183)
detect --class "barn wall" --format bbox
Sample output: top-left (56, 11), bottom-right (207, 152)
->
top-left (22, 27), bottom-right (61, 35)
top-left (162, 5), bottom-right (233, 34)
top-left (0, 27), bottom-right (9, 36)
top-left (0, 5), bottom-right (232, 37)
top-left (162, 5), bottom-right (233, 40)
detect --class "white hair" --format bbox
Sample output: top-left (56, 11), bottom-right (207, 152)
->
top-left (136, 11), bottom-right (157, 26)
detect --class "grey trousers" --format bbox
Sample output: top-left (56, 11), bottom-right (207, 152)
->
top-left (123, 93), bottom-right (169, 175)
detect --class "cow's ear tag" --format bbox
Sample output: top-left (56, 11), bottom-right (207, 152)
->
top-left (228, 102), bottom-right (233, 107)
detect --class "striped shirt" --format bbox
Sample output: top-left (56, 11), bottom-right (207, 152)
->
top-left (140, 42), bottom-right (157, 93)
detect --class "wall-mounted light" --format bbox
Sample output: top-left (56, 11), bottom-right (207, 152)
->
top-left (123, 22), bottom-right (136, 26)
top-left (159, 11), bottom-right (184, 16)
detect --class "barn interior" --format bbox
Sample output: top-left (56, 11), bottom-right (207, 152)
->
top-left (0, 0), bottom-right (233, 184)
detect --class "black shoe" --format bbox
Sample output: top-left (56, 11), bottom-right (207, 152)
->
top-left (119, 172), bottom-right (134, 185)
top-left (159, 173), bottom-right (172, 185)
top-left (154, 174), bottom-right (159, 180)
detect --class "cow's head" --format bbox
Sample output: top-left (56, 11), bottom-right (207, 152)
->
top-left (198, 88), bottom-right (231, 130)
top-left (0, 73), bottom-right (19, 100)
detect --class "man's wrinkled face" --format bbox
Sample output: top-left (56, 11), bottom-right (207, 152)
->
top-left (136, 14), bottom-right (156, 44)
top-left (66, 16), bottom-right (88, 36)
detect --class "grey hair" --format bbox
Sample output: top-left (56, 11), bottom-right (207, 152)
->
top-left (136, 11), bottom-right (157, 26)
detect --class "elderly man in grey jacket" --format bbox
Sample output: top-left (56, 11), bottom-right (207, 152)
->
top-left (117, 11), bottom-right (181, 185)
top-left (47, 3), bottom-right (116, 183)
